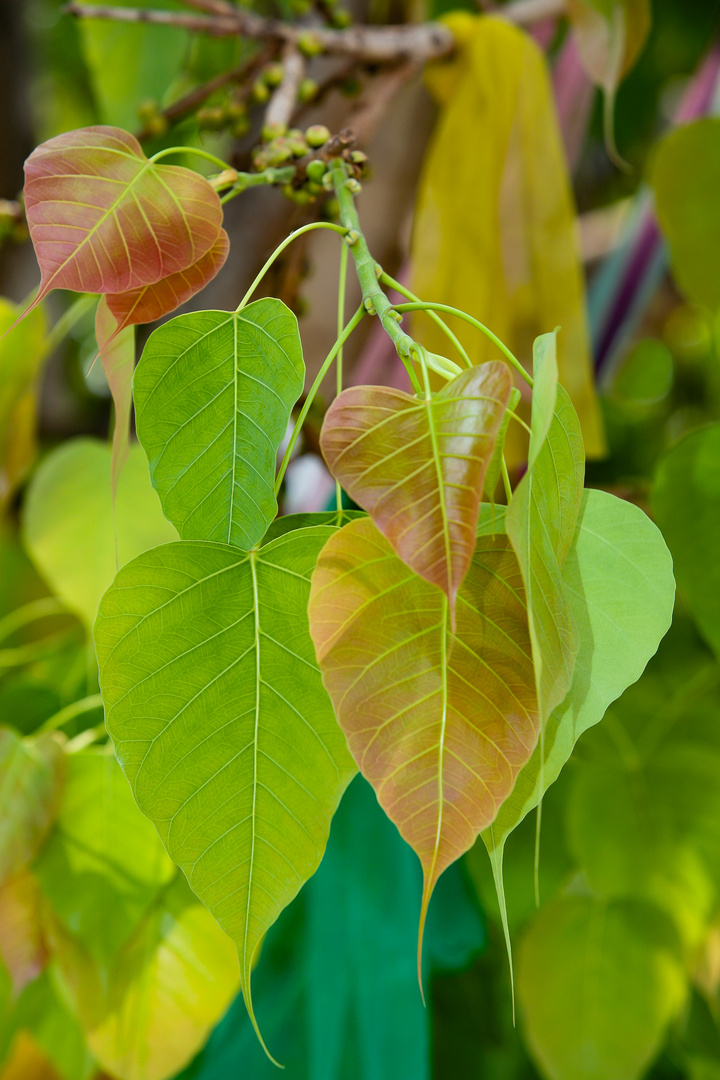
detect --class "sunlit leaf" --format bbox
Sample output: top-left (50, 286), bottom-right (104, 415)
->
top-left (653, 423), bottom-right (720, 658)
top-left (0, 299), bottom-right (47, 511)
top-left (649, 120), bottom-right (720, 311)
top-left (23, 126), bottom-right (223, 309)
top-left (518, 896), bottom-right (686, 1080)
top-left (106, 230), bottom-right (230, 333)
top-left (308, 516), bottom-right (538, 963)
top-left (94, 527), bottom-right (357, 1056)
top-left (320, 362), bottom-right (511, 616)
top-left (22, 439), bottom-right (177, 630)
top-left (506, 335), bottom-right (584, 729)
top-left (95, 297), bottom-right (135, 498)
top-left (483, 489), bottom-right (675, 866)
top-left (0, 729), bottom-right (64, 886)
top-left (413, 15), bottom-right (605, 461)
top-left (34, 747), bottom-right (175, 969)
top-left (134, 299), bottom-right (304, 549)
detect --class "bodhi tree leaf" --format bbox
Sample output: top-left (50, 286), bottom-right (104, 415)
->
top-left (481, 489), bottom-right (675, 883)
top-left (22, 438), bottom-right (177, 630)
top-left (94, 527), bottom-right (357, 1058)
top-left (0, 729), bottom-right (64, 885)
top-left (106, 230), bottom-right (230, 334)
top-left (95, 297), bottom-right (135, 497)
top-left (506, 334), bottom-right (584, 730)
top-left (653, 423), bottom-right (720, 658)
top-left (413, 15), bottom-right (605, 462)
top-left (320, 362), bottom-right (511, 616)
top-left (484, 386), bottom-right (521, 503)
top-left (23, 126), bottom-right (223, 310)
top-left (34, 747), bottom-right (175, 969)
top-left (518, 895), bottom-right (686, 1080)
top-left (308, 516), bottom-right (538, 967)
top-left (134, 299), bottom-right (304, 549)
top-left (649, 120), bottom-right (720, 311)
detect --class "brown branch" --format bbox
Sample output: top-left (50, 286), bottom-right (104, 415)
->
top-left (265, 45), bottom-right (305, 130)
top-left (345, 61), bottom-right (420, 146)
top-left (179, 0), bottom-right (235, 14)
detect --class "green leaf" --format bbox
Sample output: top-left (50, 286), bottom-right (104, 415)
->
top-left (518, 896), bottom-right (686, 1080)
top-left (483, 386), bottom-right (521, 502)
top-left (34, 747), bottom-right (175, 969)
top-left (568, 0), bottom-right (651, 91)
top-left (134, 300), bottom-right (305, 549)
top-left (94, 527), bottom-right (356, 1057)
top-left (0, 728), bottom-right (64, 885)
top-left (308, 516), bottom-right (538, 964)
top-left (653, 423), bottom-right (720, 659)
top-left (320, 363), bottom-right (512, 617)
top-left (649, 120), bottom-right (720, 311)
top-left (22, 439), bottom-right (177, 630)
top-left (11, 971), bottom-right (95, 1080)
top-left (483, 487), bottom-right (675, 854)
top-left (506, 334), bottom-right (584, 730)
top-left (0, 298), bottom-right (47, 512)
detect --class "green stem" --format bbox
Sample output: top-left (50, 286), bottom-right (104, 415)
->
top-left (330, 159), bottom-right (422, 395)
top-left (219, 167), bottom-right (296, 204)
top-left (65, 724), bottom-right (107, 754)
top-left (45, 294), bottom-right (97, 356)
top-left (501, 455), bottom-right (513, 503)
top-left (237, 221), bottom-right (348, 311)
top-left (392, 302), bottom-right (532, 388)
top-left (149, 145), bottom-right (233, 171)
top-left (0, 597), bottom-right (67, 647)
top-left (274, 305), bottom-right (365, 497)
top-left (39, 694), bottom-right (103, 733)
top-left (506, 409), bottom-right (532, 438)
top-left (379, 271), bottom-right (471, 369)
top-left (335, 242), bottom-right (349, 512)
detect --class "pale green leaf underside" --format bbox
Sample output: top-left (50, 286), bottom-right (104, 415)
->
top-left (94, 526), bottom-right (356, 1045)
top-left (134, 299), bottom-right (304, 549)
top-left (483, 487), bottom-right (675, 853)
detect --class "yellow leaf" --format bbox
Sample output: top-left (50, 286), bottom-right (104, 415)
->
top-left (412, 16), bottom-right (605, 464)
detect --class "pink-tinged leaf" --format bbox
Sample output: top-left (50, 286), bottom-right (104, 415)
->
top-left (0, 870), bottom-right (47, 994)
top-left (106, 228), bottom-right (230, 332)
top-left (308, 517), bottom-right (539, 975)
top-left (95, 296), bottom-right (134, 499)
top-left (23, 126), bottom-right (224, 307)
top-left (319, 363), bottom-right (512, 619)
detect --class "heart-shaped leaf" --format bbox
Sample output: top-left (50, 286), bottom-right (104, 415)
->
top-left (106, 229), bottom-right (230, 333)
top-left (134, 299), bottom-right (305, 549)
top-left (23, 126), bottom-right (223, 309)
top-left (308, 516), bottom-right (539, 968)
top-left (94, 527), bottom-right (357, 1059)
top-left (320, 362), bottom-right (512, 616)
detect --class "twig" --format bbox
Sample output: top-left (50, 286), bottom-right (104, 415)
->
top-left (179, 0), bottom-right (235, 13)
top-left (493, 0), bottom-right (565, 21)
top-left (265, 45), bottom-right (306, 130)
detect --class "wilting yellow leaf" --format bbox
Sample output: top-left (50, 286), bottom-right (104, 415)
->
top-left (412, 16), bottom-right (605, 463)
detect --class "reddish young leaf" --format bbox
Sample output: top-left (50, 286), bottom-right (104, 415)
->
top-left (23, 126), bottom-right (223, 307)
top-left (320, 362), bottom-right (512, 618)
top-left (95, 297), bottom-right (135, 498)
top-left (309, 517), bottom-right (539, 972)
top-left (106, 228), bottom-right (230, 332)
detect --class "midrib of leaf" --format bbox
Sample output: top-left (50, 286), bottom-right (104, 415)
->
top-left (229, 314), bottom-right (238, 544)
top-left (423, 392), bottom-right (453, 604)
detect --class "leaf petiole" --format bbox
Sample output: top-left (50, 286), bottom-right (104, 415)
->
top-left (149, 144), bottom-right (233, 172)
top-left (237, 221), bottom-right (349, 311)
top-left (335, 241), bottom-right (349, 512)
top-left (39, 693), bottom-right (104, 733)
top-left (275, 305), bottom-right (365, 496)
top-left (379, 271), bottom-right (472, 369)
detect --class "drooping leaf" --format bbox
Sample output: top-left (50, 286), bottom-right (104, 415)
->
top-left (506, 334), bottom-right (584, 730)
top-left (75, 0), bottom-right (188, 131)
top-left (0, 871), bottom-right (47, 995)
top-left (413, 15), bottom-right (605, 461)
top-left (94, 527), bottom-right (357, 1056)
top-left (134, 299), bottom-right (305, 549)
top-left (106, 230), bottom-right (230, 333)
top-left (653, 424), bottom-right (720, 658)
top-left (23, 126), bottom-right (223, 310)
top-left (569, 0), bottom-right (651, 96)
top-left (22, 439), bottom-right (177, 630)
top-left (518, 896), bottom-right (686, 1080)
top-left (649, 120), bottom-right (720, 311)
top-left (320, 362), bottom-right (511, 616)
top-left (483, 386), bottom-right (521, 503)
top-left (95, 297), bottom-right (135, 497)
top-left (308, 516), bottom-right (538, 964)
top-left (34, 747), bottom-right (175, 969)
top-left (0, 299), bottom-right (47, 512)
top-left (0, 729), bottom-right (64, 886)
top-left (482, 488), bottom-right (675, 862)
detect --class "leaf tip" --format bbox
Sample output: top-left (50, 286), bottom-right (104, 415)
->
top-left (241, 960), bottom-right (283, 1068)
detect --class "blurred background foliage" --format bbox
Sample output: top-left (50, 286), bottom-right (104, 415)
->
top-left (2, 0), bottom-right (720, 1077)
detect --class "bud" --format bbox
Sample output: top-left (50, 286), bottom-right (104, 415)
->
top-left (197, 106), bottom-right (227, 131)
top-left (262, 122), bottom-right (287, 142)
top-left (305, 124), bottom-right (331, 148)
top-left (298, 78), bottom-right (318, 104)
top-left (297, 31), bottom-right (323, 57)
top-left (251, 79), bottom-right (270, 104)
top-left (322, 198), bottom-right (340, 220)
top-left (263, 62), bottom-right (285, 88)
top-left (306, 159), bottom-right (326, 183)
top-left (287, 136), bottom-right (309, 157)
top-left (331, 8), bottom-right (351, 27)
